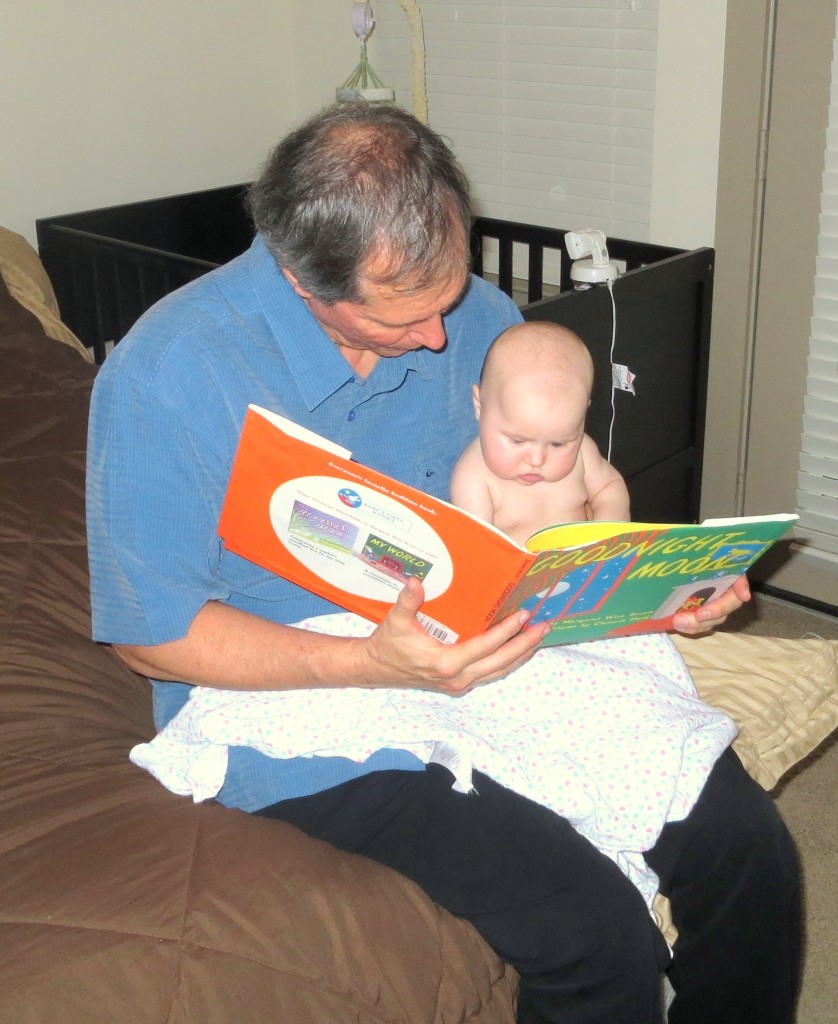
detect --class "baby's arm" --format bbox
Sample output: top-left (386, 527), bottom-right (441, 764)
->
top-left (450, 441), bottom-right (497, 525)
top-left (581, 435), bottom-right (631, 521)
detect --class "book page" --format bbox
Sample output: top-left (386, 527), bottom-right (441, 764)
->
top-left (252, 406), bottom-right (351, 458)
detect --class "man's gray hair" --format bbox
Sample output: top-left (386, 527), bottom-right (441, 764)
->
top-left (247, 101), bottom-right (472, 304)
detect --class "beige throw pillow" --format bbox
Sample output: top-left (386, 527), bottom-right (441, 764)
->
top-left (0, 226), bottom-right (92, 362)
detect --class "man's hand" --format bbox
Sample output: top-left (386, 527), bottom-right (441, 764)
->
top-left (360, 578), bottom-right (550, 695)
top-left (671, 574), bottom-right (751, 636)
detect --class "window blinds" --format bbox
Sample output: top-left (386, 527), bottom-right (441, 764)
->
top-left (797, 18), bottom-right (838, 561)
top-left (370, 0), bottom-right (658, 242)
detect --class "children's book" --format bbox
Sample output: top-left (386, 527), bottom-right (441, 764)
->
top-left (218, 405), bottom-right (798, 647)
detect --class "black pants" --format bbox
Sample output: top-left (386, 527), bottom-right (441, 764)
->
top-left (258, 747), bottom-right (801, 1024)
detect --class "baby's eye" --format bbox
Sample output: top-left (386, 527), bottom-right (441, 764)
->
top-left (550, 441), bottom-right (566, 448)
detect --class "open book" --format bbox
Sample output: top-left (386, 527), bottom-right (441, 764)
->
top-left (218, 405), bottom-right (797, 647)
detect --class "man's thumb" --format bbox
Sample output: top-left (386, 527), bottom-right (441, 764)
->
top-left (394, 576), bottom-right (425, 616)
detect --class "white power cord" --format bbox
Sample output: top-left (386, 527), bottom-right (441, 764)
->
top-left (565, 230), bottom-right (632, 465)
top-left (607, 276), bottom-right (617, 462)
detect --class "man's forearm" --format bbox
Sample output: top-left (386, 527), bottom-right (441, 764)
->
top-left (115, 583), bottom-right (552, 698)
top-left (114, 601), bottom-right (369, 691)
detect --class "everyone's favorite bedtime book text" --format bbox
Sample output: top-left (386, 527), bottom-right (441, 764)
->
top-left (218, 405), bottom-right (797, 647)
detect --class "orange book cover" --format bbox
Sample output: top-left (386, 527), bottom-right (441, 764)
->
top-left (218, 406), bottom-right (797, 647)
top-left (218, 405), bottom-right (533, 643)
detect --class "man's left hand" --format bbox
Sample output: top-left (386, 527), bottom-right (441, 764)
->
top-left (672, 574), bottom-right (751, 636)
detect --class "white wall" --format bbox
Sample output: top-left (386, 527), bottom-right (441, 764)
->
top-left (290, 1), bottom-right (364, 119)
top-left (2, 1), bottom-right (726, 257)
top-left (1, 1), bottom-right (356, 247)
top-left (649, 0), bottom-right (728, 249)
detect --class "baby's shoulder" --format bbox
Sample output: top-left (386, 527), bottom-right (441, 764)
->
top-left (579, 433), bottom-right (609, 464)
top-left (452, 435), bottom-right (484, 473)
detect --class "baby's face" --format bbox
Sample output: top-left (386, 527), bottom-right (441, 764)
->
top-left (476, 379), bottom-right (588, 486)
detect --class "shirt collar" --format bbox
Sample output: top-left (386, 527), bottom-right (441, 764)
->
top-left (247, 236), bottom-right (353, 409)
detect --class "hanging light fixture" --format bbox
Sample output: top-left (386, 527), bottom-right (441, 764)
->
top-left (336, 3), bottom-right (395, 105)
top-left (336, 2), bottom-right (429, 123)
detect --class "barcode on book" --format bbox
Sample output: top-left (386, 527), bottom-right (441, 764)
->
top-left (416, 613), bottom-right (459, 645)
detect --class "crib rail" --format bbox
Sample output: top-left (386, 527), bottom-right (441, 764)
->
top-left (37, 184), bottom-right (251, 364)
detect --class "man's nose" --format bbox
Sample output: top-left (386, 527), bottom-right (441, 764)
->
top-left (410, 315), bottom-right (447, 350)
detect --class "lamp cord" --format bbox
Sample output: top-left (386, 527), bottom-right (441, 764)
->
top-left (607, 277), bottom-right (617, 463)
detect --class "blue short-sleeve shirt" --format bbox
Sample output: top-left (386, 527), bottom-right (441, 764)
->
top-left (87, 235), bottom-right (522, 809)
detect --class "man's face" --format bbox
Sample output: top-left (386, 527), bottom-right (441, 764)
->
top-left (285, 265), bottom-right (470, 364)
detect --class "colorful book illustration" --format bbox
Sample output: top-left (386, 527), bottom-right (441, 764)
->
top-left (218, 405), bottom-right (798, 647)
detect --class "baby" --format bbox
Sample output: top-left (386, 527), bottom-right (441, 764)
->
top-left (130, 323), bottom-right (736, 912)
top-left (451, 320), bottom-right (630, 543)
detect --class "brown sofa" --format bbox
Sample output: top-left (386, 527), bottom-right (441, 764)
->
top-left (2, 241), bottom-right (837, 1023)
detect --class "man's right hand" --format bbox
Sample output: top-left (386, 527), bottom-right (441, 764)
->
top-left (114, 584), bottom-right (548, 697)
top-left (357, 577), bottom-right (549, 696)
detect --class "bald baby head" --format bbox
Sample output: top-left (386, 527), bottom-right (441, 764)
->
top-left (479, 321), bottom-right (594, 411)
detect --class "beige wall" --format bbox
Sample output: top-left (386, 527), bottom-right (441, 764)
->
top-left (700, 0), bottom-right (770, 517)
top-left (2, 1), bottom-right (727, 250)
top-left (743, 0), bottom-right (834, 521)
top-left (702, 0), bottom-right (838, 603)
top-left (737, 0), bottom-right (837, 603)
top-left (1, 1), bottom-right (356, 246)
top-left (650, 0), bottom-right (728, 250)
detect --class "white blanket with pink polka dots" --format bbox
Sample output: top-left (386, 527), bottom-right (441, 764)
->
top-left (130, 613), bottom-right (737, 908)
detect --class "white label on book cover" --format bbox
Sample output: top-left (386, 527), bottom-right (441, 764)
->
top-left (269, 475), bottom-right (454, 602)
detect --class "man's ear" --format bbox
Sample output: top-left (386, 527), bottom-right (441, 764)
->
top-left (472, 383), bottom-right (482, 420)
top-left (281, 267), bottom-right (313, 299)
